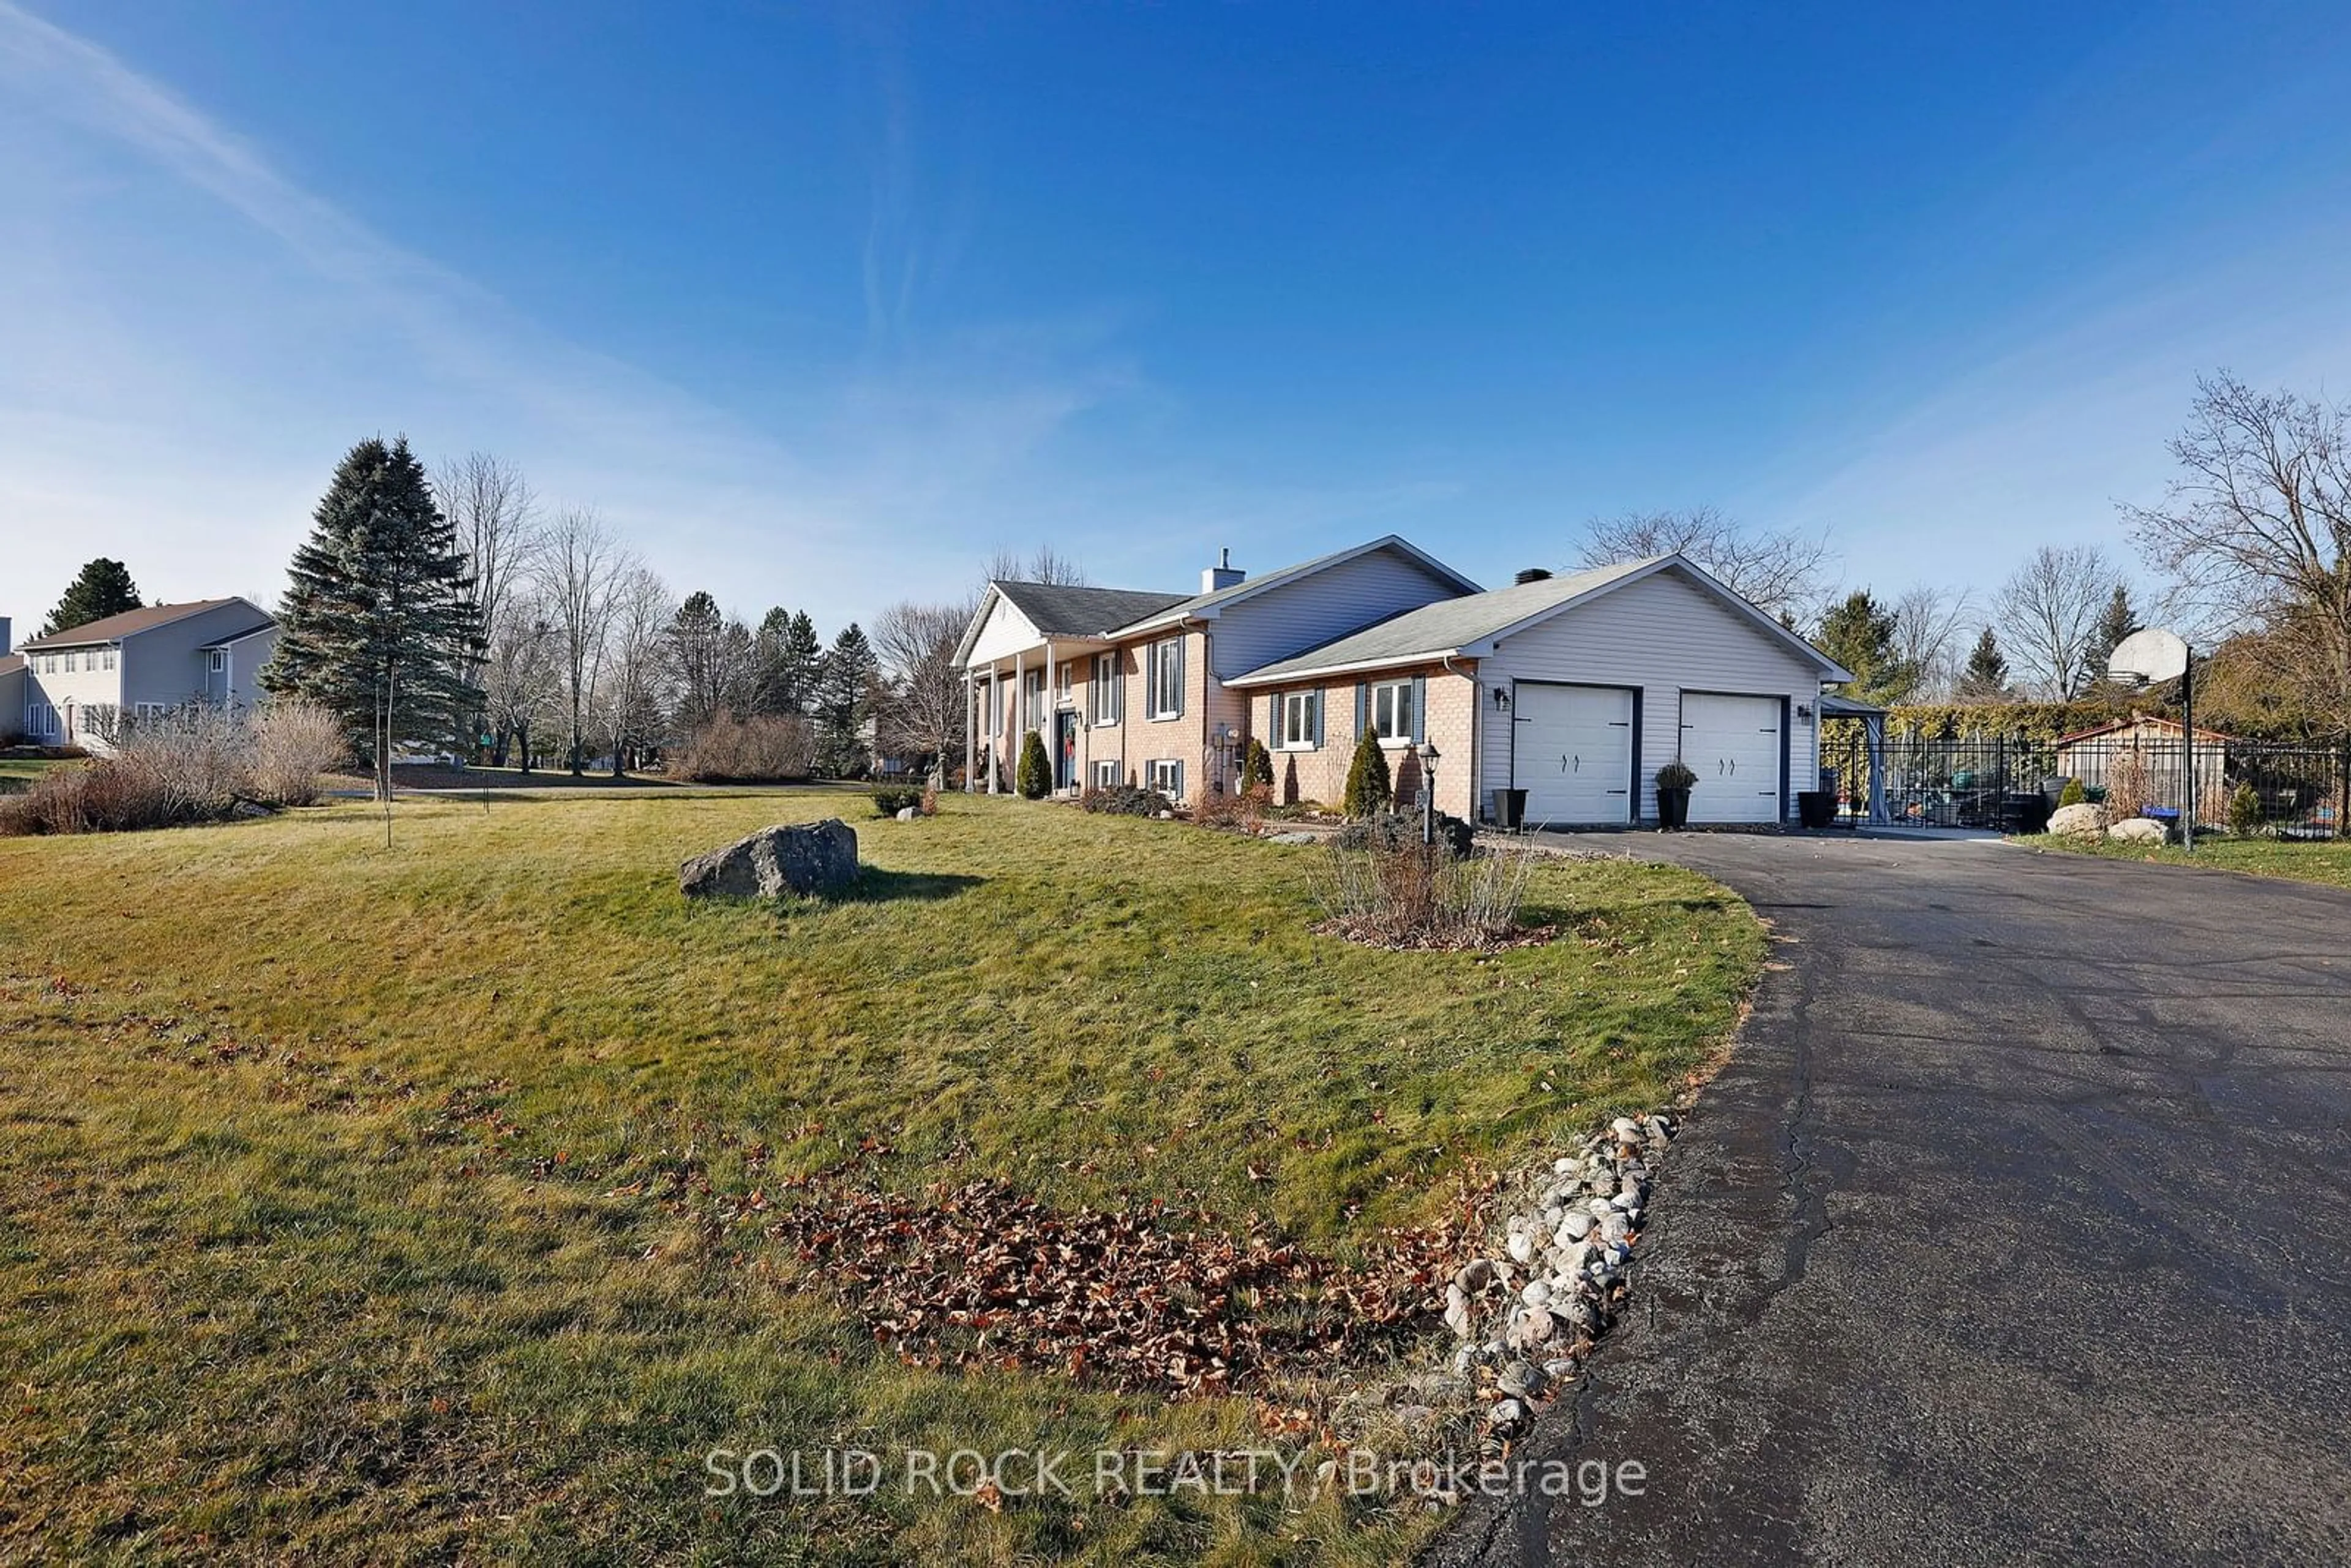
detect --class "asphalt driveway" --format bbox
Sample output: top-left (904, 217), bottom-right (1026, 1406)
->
top-left (1436, 833), bottom-right (2351, 1567)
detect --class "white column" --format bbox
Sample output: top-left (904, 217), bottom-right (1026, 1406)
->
top-left (964, 672), bottom-right (976, 792)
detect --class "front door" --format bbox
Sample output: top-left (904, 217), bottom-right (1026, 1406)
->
top-left (1054, 711), bottom-right (1078, 792)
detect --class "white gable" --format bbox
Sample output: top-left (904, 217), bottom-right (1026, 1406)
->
top-left (965, 591), bottom-right (1047, 667)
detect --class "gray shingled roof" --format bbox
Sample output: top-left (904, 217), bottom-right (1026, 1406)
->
top-left (1108, 534), bottom-right (1482, 634)
top-left (992, 580), bottom-right (1189, 639)
top-left (1226, 559), bottom-right (1663, 683)
top-left (19, 599), bottom-right (244, 650)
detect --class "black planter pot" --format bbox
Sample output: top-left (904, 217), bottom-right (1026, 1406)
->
top-left (1796, 789), bottom-right (1836, 830)
top-left (1656, 787), bottom-right (1692, 830)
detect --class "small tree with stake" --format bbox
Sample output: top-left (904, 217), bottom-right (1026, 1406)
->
top-left (1343, 727), bottom-right (1392, 817)
top-left (1240, 736), bottom-right (1273, 793)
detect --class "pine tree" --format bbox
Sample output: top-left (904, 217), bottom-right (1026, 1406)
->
top-left (814, 622), bottom-right (878, 777)
top-left (1959, 628), bottom-right (2011, 700)
top-left (261, 437), bottom-right (482, 801)
top-left (665, 591), bottom-right (732, 733)
top-left (1813, 590), bottom-right (1920, 705)
top-left (1343, 726), bottom-right (1392, 817)
top-left (779, 611), bottom-right (824, 713)
top-left (40, 558), bottom-right (143, 637)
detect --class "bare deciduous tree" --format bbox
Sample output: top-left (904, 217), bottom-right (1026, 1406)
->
top-left (982, 545), bottom-right (1089, 587)
top-left (600, 565), bottom-right (675, 775)
top-left (1995, 544), bottom-right (2122, 699)
top-left (871, 598), bottom-right (975, 783)
top-left (538, 508), bottom-right (623, 775)
top-left (1889, 585), bottom-right (1976, 702)
top-left (482, 593), bottom-right (560, 770)
top-left (435, 452), bottom-right (539, 719)
top-left (2122, 372), bottom-right (2351, 732)
top-left (1578, 506), bottom-right (1833, 626)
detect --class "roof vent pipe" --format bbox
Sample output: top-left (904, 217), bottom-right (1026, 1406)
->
top-left (1514, 568), bottom-right (1553, 585)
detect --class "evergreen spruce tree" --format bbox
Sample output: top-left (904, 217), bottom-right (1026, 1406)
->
top-left (779, 610), bottom-right (824, 713)
top-left (261, 437), bottom-right (483, 801)
top-left (814, 622), bottom-right (878, 777)
top-left (1343, 726), bottom-right (1392, 817)
top-left (1813, 590), bottom-right (1921, 705)
top-left (39, 558), bottom-right (143, 637)
top-left (1959, 628), bottom-right (2011, 700)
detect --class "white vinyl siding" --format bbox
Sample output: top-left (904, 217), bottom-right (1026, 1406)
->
top-left (1477, 568), bottom-right (1821, 825)
top-left (1147, 637), bottom-right (1184, 719)
top-left (1204, 546), bottom-right (1472, 679)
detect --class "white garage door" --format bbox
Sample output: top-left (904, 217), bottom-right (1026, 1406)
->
top-left (1681, 693), bottom-right (1783, 824)
top-left (1513, 684), bottom-right (1635, 825)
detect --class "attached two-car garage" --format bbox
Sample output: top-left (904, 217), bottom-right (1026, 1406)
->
top-left (1509, 685), bottom-right (1786, 827)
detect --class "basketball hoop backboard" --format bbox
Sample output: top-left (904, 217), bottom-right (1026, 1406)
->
top-left (2108, 627), bottom-right (2189, 686)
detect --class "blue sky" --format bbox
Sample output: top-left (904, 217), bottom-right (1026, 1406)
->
top-left (4, 1), bottom-right (2349, 640)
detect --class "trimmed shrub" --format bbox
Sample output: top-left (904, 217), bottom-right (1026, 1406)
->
top-left (670, 711), bottom-right (817, 782)
top-left (1342, 729), bottom-right (1392, 818)
top-left (1240, 737), bottom-right (1274, 793)
top-left (1333, 809), bottom-right (1474, 860)
top-left (1016, 730), bottom-right (1051, 800)
top-left (1656, 760), bottom-right (1698, 792)
top-left (1194, 782), bottom-right (1271, 831)
top-left (2058, 777), bottom-right (2086, 808)
top-left (1307, 836), bottom-right (1542, 950)
top-left (1079, 784), bottom-right (1173, 817)
top-left (871, 785), bottom-right (924, 817)
top-left (2228, 782), bottom-right (2262, 838)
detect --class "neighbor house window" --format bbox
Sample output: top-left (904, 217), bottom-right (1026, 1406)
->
top-left (1146, 759), bottom-right (1183, 797)
top-left (102, 647), bottom-right (117, 670)
top-left (1147, 637), bottom-right (1183, 719)
top-left (1092, 653), bottom-right (1120, 724)
top-left (208, 650), bottom-right (227, 673)
top-left (1280, 690), bottom-right (1319, 749)
top-left (1370, 679), bottom-right (1415, 743)
top-left (1093, 759), bottom-right (1120, 789)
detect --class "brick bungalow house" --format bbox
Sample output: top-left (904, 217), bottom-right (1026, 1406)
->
top-left (956, 541), bottom-right (1850, 828)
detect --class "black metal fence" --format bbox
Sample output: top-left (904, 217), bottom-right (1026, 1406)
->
top-left (1822, 729), bottom-right (2350, 839)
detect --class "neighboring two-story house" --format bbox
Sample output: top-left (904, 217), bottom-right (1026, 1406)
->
top-left (13, 598), bottom-right (279, 751)
top-left (956, 541), bottom-right (1851, 829)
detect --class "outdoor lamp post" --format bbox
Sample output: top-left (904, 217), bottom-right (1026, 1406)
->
top-left (1415, 740), bottom-right (1441, 845)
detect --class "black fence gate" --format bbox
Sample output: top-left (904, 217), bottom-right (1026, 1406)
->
top-left (1822, 728), bottom-right (2350, 839)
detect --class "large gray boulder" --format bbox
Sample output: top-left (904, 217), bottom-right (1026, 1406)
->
top-left (680, 819), bottom-right (860, 899)
top-left (2047, 802), bottom-right (2106, 839)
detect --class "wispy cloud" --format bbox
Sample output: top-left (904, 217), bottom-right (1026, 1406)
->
top-left (0, 1), bottom-right (1169, 627)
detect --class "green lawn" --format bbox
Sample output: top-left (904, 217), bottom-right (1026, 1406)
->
top-left (0, 756), bottom-right (73, 787)
top-left (0, 792), bottom-right (1761, 1564)
top-left (2028, 831), bottom-right (2351, 891)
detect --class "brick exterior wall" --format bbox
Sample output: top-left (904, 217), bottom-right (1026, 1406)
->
top-left (1247, 662), bottom-right (1477, 818)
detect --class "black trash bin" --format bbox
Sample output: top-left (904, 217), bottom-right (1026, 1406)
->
top-left (1491, 788), bottom-right (1528, 830)
top-left (1796, 790), bottom-right (1837, 830)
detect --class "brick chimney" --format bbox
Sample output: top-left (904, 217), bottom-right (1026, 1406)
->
top-left (1202, 547), bottom-right (1245, 593)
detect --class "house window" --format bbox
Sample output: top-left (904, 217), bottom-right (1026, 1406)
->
top-left (102, 647), bottom-right (117, 671)
top-left (1024, 669), bottom-right (1046, 730)
top-left (208, 650), bottom-right (227, 673)
top-left (1147, 637), bottom-right (1183, 719)
top-left (1092, 653), bottom-right (1120, 725)
top-left (28, 704), bottom-right (56, 738)
top-left (1093, 759), bottom-right (1120, 789)
top-left (1370, 679), bottom-right (1415, 743)
top-left (1146, 758), bottom-right (1183, 797)
top-left (1280, 690), bottom-right (1319, 749)
top-left (1055, 660), bottom-right (1073, 700)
